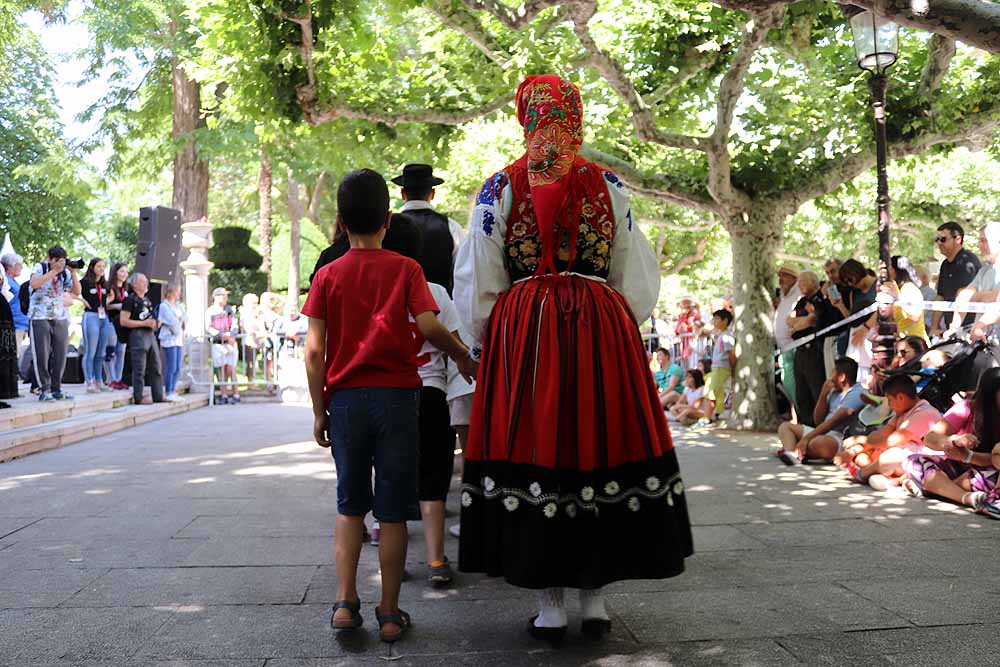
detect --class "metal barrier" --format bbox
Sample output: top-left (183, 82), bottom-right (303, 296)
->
top-left (186, 331), bottom-right (307, 405)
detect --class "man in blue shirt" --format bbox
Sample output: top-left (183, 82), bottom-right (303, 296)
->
top-left (776, 357), bottom-right (865, 465)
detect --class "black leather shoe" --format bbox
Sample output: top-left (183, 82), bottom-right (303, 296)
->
top-left (581, 618), bottom-right (612, 639)
top-left (527, 615), bottom-right (567, 645)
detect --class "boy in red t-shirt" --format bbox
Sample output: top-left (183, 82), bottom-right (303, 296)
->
top-left (303, 169), bottom-right (476, 643)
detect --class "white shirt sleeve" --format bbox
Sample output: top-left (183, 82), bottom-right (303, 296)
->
top-left (603, 172), bottom-right (660, 324)
top-left (449, 218), bottom-right (466, 259)
top-left (454, 174), bottom-right (512, 348)
top-left (429, 282), bottom-right (461, 333)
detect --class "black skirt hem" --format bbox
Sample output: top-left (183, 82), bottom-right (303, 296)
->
top-left (458, 454), bottom-right (694, 589)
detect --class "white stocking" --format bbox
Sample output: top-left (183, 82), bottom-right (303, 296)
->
top-left (534, 587), bottom-right (567, 628)
top-left (579, 586), bottom-right (609, 621)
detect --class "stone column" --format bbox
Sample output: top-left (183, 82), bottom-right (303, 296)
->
top-left (180, 217), bottom-right (214, 390)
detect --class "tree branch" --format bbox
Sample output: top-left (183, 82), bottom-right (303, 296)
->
top-left (663, 236), bottom-right (712, 275)
top-left (708, 7), bottom-right (785, 211)
top-left (306, 170), bottom-right (328, 222)
top-left (569, 0), bottom-right (709, 152)
top-left (579, 146), bottom-right (726, 215)
top-left (459, 0), bottom-right (564, 30)
top-left (782, 110), bottom-right (1000, 207)
top-left (849, 0), bottom-right (1000, 55)
top-left (919, 34), bottom-right (956, 97)
top-left (640, 217), bottom-right (721, 233)
top-left (299, 92), bottom-right (515, 127)
top-left (427, 1), bottom-right (509, 64)
top-left (647, 45), bottom-right (727, 106)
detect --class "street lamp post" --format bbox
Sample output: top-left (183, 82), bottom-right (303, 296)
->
top-left (846, 6), bottom-right (900, 377)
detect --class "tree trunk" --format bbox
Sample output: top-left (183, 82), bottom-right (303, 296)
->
top-left (258, 145), bottom-right (274, 290)
top-left (170, 52), bottom-right (209, 283)
top-left (287, 170), bottom-right (304, 304)
top-left (727, 209), bottom-right (783, 431)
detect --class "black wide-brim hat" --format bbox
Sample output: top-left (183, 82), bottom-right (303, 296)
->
top-left (391, 163), bottom-right (445, 189)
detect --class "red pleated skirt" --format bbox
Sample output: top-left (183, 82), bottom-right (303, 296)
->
top-left (459, 275), bottom-right (693, 589)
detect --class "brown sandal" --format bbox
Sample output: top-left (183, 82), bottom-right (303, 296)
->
top-left (375, 607), bottom-right (411, 643)
top-left (330, 599), bottom-right (363, 630)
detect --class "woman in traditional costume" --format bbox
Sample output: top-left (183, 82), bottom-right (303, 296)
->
top-left (455, 74), bottom-right (693, 641)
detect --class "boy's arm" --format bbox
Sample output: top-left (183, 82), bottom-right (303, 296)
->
top-left (415, 311), bottom-right (477, 382)
top-left (305, 316), bottom-right (329, 447)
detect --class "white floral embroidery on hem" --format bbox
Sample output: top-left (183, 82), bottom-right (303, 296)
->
top-left (628, 497), bottom-right (641, 512)
top-left (460, 472), bottom-right (682, 511)
top-left (543, 503), bottom-right (557, 518)
top-left (503, 496), bottom-right (519, 511)
top-left (461, 491), bottom-right (472, 507)
top-left (529, 482), bottom-right (542, 498)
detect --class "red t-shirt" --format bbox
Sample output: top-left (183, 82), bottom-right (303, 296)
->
top-left (302, 248), bottom-right (439, 399)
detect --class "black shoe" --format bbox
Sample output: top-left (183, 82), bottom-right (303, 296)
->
top-left (581, 618), bottom-right (612, 639)
top-left (527, 615), bottom-right (566, 645)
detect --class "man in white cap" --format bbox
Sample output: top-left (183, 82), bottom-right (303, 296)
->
top-left (207, 287), bottom-right (240, 404)
top-left (773, 265), bottom-right (801, 407)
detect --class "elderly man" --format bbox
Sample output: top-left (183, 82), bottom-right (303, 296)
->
top-left (773, 265), bottom-right (801, 406)
top-left (1, 254), bottom-right (28, 354)
top-left (950, 222), bottom-right (1000, 336)
top-left (120, 273), bottom-right (164, 405)
top-left (787, 271), bottom-right (830, 426)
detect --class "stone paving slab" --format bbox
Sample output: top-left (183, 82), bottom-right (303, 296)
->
top-left (61, 566), bottom-right (318, 607)
top-left (0, 405), bottom-right (997, 665)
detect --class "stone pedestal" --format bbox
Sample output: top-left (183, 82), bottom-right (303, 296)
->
top-left (180, 218), bottom-right (214, 389)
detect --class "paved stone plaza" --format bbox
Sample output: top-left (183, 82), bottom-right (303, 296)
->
top-left (0, 403), bottom-right (997, 666)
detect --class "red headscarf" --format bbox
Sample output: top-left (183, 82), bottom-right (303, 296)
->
top-left (515, 74), bottom-right (593, 276)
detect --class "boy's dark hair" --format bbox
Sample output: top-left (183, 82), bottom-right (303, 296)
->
top-left (655, 347), bottom-right (670, 357)
top-left (833, 357), bottom-right (859, 385)
top-left (712, 309), bottom-right (733, 325)
top-left (402, 187), bottom-right (433, 201)
top-left (686, 369), bottom-right (705, 388)
top-left (937, 221), bottom-right (964, 242)
top-left (839, 258), bottom-right (867, 283)
top-left (337, 169), bottom-right (390, 235)
top-left (48, 245), bottom-right (68, 260)
top-left (381, 214), bottom-right (423, 264)
top-left (883, 374), bottom-right (917, 398)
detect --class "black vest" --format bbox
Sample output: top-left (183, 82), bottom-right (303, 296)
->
top-left (398, 207), bottom-right (455, 294)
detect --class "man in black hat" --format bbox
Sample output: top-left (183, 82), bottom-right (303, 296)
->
top-left (309, 165), bottom-right (465, 292)
top-left (393, 164), bottom-right (464, 296)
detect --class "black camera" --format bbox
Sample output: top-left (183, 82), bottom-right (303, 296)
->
top-left (67, 258), bottom-right (85, 270)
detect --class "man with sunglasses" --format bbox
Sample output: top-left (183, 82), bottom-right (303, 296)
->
top-left (930, 222), bottom-right (980, 338)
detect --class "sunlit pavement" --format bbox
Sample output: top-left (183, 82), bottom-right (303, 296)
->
top-left (0, 405), bottom-right (996, 666)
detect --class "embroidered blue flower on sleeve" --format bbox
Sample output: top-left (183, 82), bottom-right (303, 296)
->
top-left (626, 208), bottom-right (634, 231)
top-left (482, 209), bottom-right (496, 237)
top-left (603, 171), bottom-right (625, 191)
top-left (476, 178), bottom-right (495, 207)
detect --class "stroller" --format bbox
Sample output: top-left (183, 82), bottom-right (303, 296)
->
top-left (888, 336), bottom-right (1000, 413)
top-left (843, 337), bottom-right (999, 436)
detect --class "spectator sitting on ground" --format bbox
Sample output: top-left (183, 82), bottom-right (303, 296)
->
top-left (668, 369), bottom-right (707, 425)
top-left (207, 287), bottom-right (240, 404)
top-left (949, 222), bottom-right (1000, 335)
top-left (903, 367), bottom-right (1000, 518)
top-left (653, 347), bottom-right (685, 409)
top-left (930, 221), bottom-right (981, 337)
top-left (839, 375), bottom-right (942, 489)
top-left (776, 357), bottom-right (864, 466)
top-left (699, 309), bottom-right (735, 427)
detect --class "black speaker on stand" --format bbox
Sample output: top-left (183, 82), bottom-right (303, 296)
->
top-left (135, 206), bottom-right (183, 284)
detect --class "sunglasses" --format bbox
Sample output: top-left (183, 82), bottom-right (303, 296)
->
top-left (935, 236), bottom-right (950, 243)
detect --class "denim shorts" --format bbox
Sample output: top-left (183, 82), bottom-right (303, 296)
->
top-left (328, 387), bottom-right (420, 523)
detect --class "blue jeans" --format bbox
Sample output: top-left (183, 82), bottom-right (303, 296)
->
top-left (328, 387), bottom-right (420, 523)
top-left (81, 312), bottom-right (115, 384)
top-left (163, 345), bottom-right (182, 395)
top-left (112, 342), bottom-right (126, 381)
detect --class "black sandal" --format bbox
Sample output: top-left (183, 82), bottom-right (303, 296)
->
top-left (375, 606), bottom-right (411, 643)
top-left (330, 599), bottom-right (363, 630)
top-left (527, 615), bottom-right (566, 645)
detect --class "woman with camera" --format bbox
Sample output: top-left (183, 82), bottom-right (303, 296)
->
top-left (80, 258), bottom-right (117, 393)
